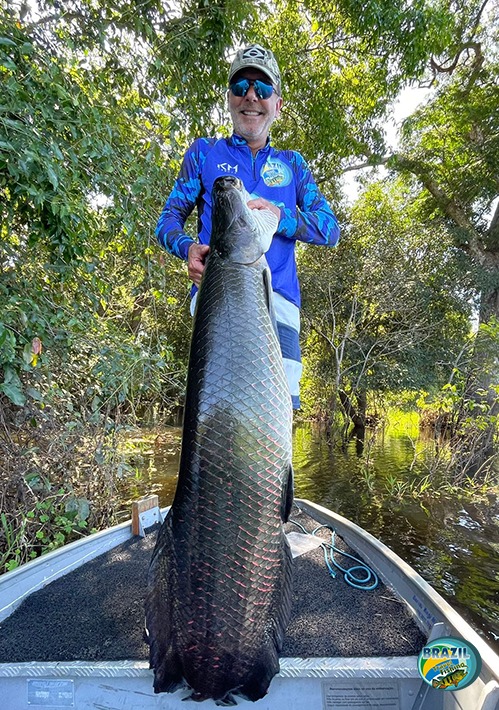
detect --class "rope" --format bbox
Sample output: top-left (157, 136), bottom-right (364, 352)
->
top-left (289, 519), bottom-right (379, 591)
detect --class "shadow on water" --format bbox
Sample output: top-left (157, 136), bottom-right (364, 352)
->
top-left (118, 420), bottom-right (499, 653)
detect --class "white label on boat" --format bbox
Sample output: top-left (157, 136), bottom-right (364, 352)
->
top-left (322, 680), bottom-right (400, 709)
top-left (27, 679), bottom-right (74, 706)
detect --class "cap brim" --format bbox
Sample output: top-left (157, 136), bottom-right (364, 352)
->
top-left (229, 64), bottom-right (278, 88)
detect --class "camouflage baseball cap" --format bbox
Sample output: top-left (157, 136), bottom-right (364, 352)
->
top-left (228, 44), bottom-right (281, 93)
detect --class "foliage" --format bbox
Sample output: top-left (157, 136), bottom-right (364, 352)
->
top-left (386, 2), bottom-right (498, 391)
top-left (1, 0), bottom-right (498, 574)
top-left (0, 0), bottom-right (243, 572)
top-left (0, 9), bottom-right (189, 417)
top-left (0, 393), bottom-right (120, 574)
top-left (385, 1), bottom-right (499, 474)
top-left (299, 179), bottom-right (472, 422)
top-left (259, 0), bottom-right (456, 193)
top-left (1, 496), bottom-right (89, 573)
top-left (417, 318), bottom-right (499, 482)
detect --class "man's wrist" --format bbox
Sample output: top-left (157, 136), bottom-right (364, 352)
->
top-left (180, 237), bottom-right (196, 261)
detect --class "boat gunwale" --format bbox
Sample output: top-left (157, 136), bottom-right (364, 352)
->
top-left (0, 498), bottom-right (498, 687)
top-left (0, 508), bottom-right (170, 623)
top-left (0, 657), bottom-right (422, 679)
top-left (293, 498), bottom-right (499, 680)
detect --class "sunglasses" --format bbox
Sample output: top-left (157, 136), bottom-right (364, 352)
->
top-left (229, 78), bottom-right (276, 100)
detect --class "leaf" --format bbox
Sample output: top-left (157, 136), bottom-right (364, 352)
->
top-left (1, 58), bottom-right (17, 71)
top-left (32, 337), bottom-right (42, 355)
top-left (23, 342), bottom-right (34, 366)
top-left (65, 497), bottom-right (90, 521)
top-left (46, 165), bottom-right (59, 190)
top-left (0, 368), bottom-right (25, 406)
top-left (94, 448), bottom-right (105, 465)
top-left (20, 42), bottom-right (34, 56)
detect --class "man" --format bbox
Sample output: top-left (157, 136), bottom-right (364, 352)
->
top-left (156, 44), bottom-right (340, 408)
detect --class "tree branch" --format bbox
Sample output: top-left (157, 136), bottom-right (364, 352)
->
top-left (26, 12), bottom-right (84, 32)
top-left (431, 42), bottom-right (481, 72)
top-left (390, 154), bottom-right (495, 270)
top-left (342, 156), bottom-right (390, 173)
top-left (471, 0), bottom-right (492, 39)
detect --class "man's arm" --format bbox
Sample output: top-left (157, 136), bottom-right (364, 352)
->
top-left (155, 139), bottom-right (213, 261)
top-left (277, 152), bottom-right (340, 246)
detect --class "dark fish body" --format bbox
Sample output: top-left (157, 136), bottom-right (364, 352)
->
top-left (146, 176), bottom-right (293, 704)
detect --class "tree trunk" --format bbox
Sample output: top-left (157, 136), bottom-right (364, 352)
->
top-left (338, 388), bottom-right (367, 431)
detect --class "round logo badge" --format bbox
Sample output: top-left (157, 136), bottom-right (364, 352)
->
top-left (417, 637), bottom-right (482, 691)
top-left (261, 159), bottom-right (292, 187)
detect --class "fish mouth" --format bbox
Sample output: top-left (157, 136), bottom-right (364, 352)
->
top-left (213, 176), bottom-right (243, 193)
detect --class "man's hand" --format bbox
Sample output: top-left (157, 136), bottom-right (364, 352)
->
top-left (188, 243), bottom-right (210, 286)
top-left (247, 197), bottom-right (281, 221)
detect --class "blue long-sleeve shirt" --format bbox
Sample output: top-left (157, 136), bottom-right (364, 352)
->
top-left (156, 134), bottom-right (340, 308)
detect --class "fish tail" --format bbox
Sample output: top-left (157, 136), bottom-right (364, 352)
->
top-left (146, 514), bottom-right (181, 692)
top-left (152, 645), bottom-right (184, 693)
top-left (239, 642), bottom-right (280, 701)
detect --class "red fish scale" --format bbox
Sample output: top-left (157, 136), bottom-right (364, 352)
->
top-left (147, 253), bottom-right (293, 702)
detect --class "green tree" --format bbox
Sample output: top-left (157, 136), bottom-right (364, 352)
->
top-left (260, 0), bottom-right (455, 193)
top-left (385, 0), bottom-right (499, 473)
top-left (261, 0), bottom-right (497, 472)
top-left (299, 181), bottom-right (472, 431)
top-left (0, 0), bottom-right (260, 414)
top-left (0, 0), bottom-right (258, 570)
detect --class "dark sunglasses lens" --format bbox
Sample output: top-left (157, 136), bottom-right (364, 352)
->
top-left (230, 79), bottom-right (250, 97)
top-left (254, 80), bottom-right (274, 99)
top-left (229, 79), bottom-right (274, 99)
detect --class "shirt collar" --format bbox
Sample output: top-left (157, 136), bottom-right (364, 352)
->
top-left (228, 133), bottom-right (272, 152)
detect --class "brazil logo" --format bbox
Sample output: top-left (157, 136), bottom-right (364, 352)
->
top-left (261, 159), bottom-right (292, 187)
top-left (417, 637), bottom-right (482, 691)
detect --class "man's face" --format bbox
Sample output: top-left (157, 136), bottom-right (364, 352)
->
top-left (228, 68), bottom-right (283, 149)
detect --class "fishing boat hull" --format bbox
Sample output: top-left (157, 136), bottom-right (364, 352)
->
top-left (0, 497), bottom-right (498, 710)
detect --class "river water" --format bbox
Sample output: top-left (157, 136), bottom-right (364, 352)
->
top-left (117, 420), bottom-right (499, 653)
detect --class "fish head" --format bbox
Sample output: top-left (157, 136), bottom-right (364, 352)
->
top-left (211, 176), bottom-right (265, 264)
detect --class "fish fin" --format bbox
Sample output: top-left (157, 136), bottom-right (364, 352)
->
top-left (146, 514), bottom-right (183, 693)
top-left (239, 643), bottom-right (280, 701)
top-left (214, 694), bottom-right (238, 707)
top-left (185, 691), bottom-right (236, 706)
top-left (153, 650), bottom-right (184, 694)
top-left (274, 532), bottom-right (294, 652)
top-left (281, 464), bottom-right (294, 523)
top-left (263, 267), bottom-right (278, 337)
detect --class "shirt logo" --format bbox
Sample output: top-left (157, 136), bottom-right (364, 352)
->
top-left (261, 159), bottom-right (292, 187)
top-left (242, 46), bottom-right (266, 61)
top-left (217, 162), bottom-right (238, 174)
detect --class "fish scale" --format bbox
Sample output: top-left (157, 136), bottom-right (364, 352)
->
top-left (146, 176), bottom-right (293, 704)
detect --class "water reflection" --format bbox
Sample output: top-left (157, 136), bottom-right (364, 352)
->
top-left (118, 421), bottom-right (499, 651)
top-left (116, 429), bottom-right (181, 512)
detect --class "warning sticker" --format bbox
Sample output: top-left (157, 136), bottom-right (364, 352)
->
top-left (322, 680), bottom-right (400, 709)
top-left (27, 679), bottom-right (74, 707)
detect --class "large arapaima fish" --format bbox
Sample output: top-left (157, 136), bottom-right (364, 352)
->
top-left (145, 175), bottom-right (294, 705)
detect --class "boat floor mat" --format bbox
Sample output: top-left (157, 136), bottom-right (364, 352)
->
top-left (0, 513), bottom-right (426, 662)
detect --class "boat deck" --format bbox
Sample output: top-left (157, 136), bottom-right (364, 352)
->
top-left (0, 509), bottom-right (426, 663)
